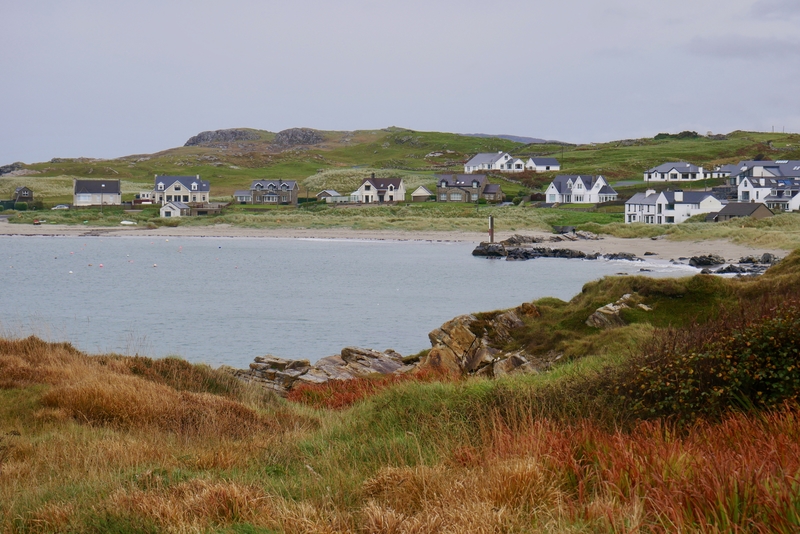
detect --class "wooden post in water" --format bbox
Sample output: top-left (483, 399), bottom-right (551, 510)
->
top-left (489, 215), bottom-right (494, 243)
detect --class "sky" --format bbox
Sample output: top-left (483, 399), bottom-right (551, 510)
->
top-left (2, 0), bottom-right (799, 164)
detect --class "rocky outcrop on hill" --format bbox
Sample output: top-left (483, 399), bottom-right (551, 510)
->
top-left (184, 129), bottom-right (260, 146)
top-left (586, 293), bottom-right (652, 329)
top-left (0, 162), bottom-right (24, 176)
top-left (273, 128), bottom-right (324, 147)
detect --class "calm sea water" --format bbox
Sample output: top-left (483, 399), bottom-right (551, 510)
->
top-left (0, 236), bottom-right (697, 368)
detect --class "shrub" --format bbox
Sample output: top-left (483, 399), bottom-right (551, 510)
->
top-left (14, 202), bottom-right (27, 211)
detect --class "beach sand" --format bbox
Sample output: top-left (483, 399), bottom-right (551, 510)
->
top-left (0, 219), bottom-right (785, 263)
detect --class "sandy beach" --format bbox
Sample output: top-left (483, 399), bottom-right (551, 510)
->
top-left (0, 219), bottom-right (786, 263)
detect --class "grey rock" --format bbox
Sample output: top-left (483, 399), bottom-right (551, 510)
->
top-left (273, 128), bottom-right (324, 147)
top-left (689, 254), bottom-right (725, 267)
top-left (184, 128), bottom-right (260, 146)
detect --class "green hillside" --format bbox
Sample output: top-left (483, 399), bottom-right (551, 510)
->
top-left (4, 127), bottom-right (800, 205)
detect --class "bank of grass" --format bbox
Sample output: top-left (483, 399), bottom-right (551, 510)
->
top-left (4, 254), bottom-right (800, 532)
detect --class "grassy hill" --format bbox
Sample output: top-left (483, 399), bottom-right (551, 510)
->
top-left (3, 128), bottom-right (800, 205)
top-left (3, 253), bottom-right (800, 532)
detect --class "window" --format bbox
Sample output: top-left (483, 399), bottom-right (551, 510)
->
top-left (157, 183), bottom-right (164, 190)
top-left (175, 185), bottom-right (181, 191)
top-left (192, 196), bottom-right (196, 202)
top-left (472, 181), bottom-right (478, 188)
top-left (191, 183), bottom-right (197, 191)
top-left (182, 195), bottom-right (189, 202)
top-left (164, 211), bottom-right (171, 217)
top-left (450, 192), bottom-right (462, 201)
top-left (166, 195), bottom-right (173, 201)
top-left (546, 166), bottom-right (551, 170)
top-left (670, 173), bottom-right (678, 180)
top-left (202, 195), bottom-right (206, 201)
top-left (471, 193), bottom-right (478, 201)
top-left (440, 193), bottom-right (447, 200)
top-left (365, 185), bottom-right (371, 191)
top-left (440, 181), bottom-right (447, 188)
top-left (549, 194), bottom-right (556, 202)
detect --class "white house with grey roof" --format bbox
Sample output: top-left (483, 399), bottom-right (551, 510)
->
top-left (625, 189), bottom-right (724, 224)
top-left (464, 152), bottom-right (525, 173)
top-left (352, 176), bottom-right (405, 203)
top-left (153, 175), bottom-right (210, 205)
top-left (729, 160), bottom-right (800, 186)
top-left (525, 157), bottom-right (560, 172)
top-left (738, 175), bottom-right (800, 212)
top-left (160, 201), bottom-right (190, 218)
top-left (544, 175), bottom-right (617, 204)
top-left (73, 179), bottom-right (122, 207)
top-left (644, 162), bottom-right (705, 182)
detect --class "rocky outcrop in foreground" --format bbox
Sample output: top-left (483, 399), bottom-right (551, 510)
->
top-left (184, 129), bottom-right (260, 146)
top-left (227, 302), bottom-right (553, 396)
top-left (472, 233), bottom-right (640, 262)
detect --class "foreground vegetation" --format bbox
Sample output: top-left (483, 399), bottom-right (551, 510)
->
top-left (4, 252), bottom-right (800, 532)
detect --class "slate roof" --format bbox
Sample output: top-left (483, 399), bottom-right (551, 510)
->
top-left (598, 185), bottom-right (617, 195)
top-left (74, 179), bottom-right (121, 194)
top-left (716, 164), bottom-right (739, 174)
top-left (251, 179), bottom-right (298, 190)
top-left (233, 190), bottom-right (251, 197)
top-left (436, 174), bottom-right (487, 187)
top-left (316, 189), bottom-right (340, 197)
top-left (646, 162), bottom-right (701, 173)
top-left (661, 191), bottom-right (718, 204)
top-left (735, 160), bottom-right (800, 178)
top-left (528, 157), bottom-right (560, 166)
top-left (483, 184), bottom-right (502, 194)
top-left (549, 175), bottom-right (612, 195)
top-left (164, 201), bottom-right (189, 210)
top-left (717, 203), bottom-right (773, 217)
top-left (465, 152), bottom-right (509, 167)
top-left (154, 175), bottom-right (210, 192)
top-left (411, 186), bottom-right (433, 196)
top-left (626, 191), bottom-right (659, 205)
top-left (361, 177), bottom-right (403, 191)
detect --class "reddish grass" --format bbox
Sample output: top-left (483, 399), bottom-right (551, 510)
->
top-left (286, 367), bottom-right (453, 410)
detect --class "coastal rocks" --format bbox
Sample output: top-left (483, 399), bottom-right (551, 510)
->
top-left (471, 235), bottom-right (640, 263)
top-left (689, 254), bottom-right (726, 267)
top-left (603, 252), bottom-right (642, 262)
top-left (471, 243), bottom-right (507, 258)
top-left (273, 128), bottom-right (324, 147)
top-left (184, 128), bottom-right (260, 146)
top-left (585, 293), bottom-right (650, 329)
top-left (740, 253), bottom-right (779, 265)
top-left (228, 347), bottom-right (412, 396)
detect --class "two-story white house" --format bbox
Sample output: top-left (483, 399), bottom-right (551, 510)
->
top-left (525, 157), bottom-right (560, 172)
top-left (729, 160), bottom-right (800, 186)
top-left (625, 189), bottom-right (724, 224)
top-left (153, 175), bottom-right (210, 205)
top-left (738, 176), bottom-right (800, 212)
top-left (544, 175), bottom-right (617, 204)
top-left (644, 162), bottom-right (705, 182)
top-left (464, 152), bottom-right (525, 173)
top-left (352, 175), bottom-right (405, 203)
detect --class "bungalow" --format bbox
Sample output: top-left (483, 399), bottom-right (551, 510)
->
top-left (644, 162), bottom-right (705, 182)
top-left (233, 190), bottom-right (252, 204)
top-left (545, 175), bottom-right (617, 204)
top-left (316, 190), bottom-right (340, 200)
top-left (625, 189), bottom-right (724, 224)
top-left (411, 185), bottom-right (433, 202)
top-left (435, 174), bottom-right (504, 202)
top-left (352, 176), bottom-right (405, 203)
top-left (249, 180), bottom-right (299, 205)
top-left (153, 175), bottom-right (210, 205)
top-left (73, 179), bottom-right (122, 207)
top-left (715, 202), bottom-right (773, 222)
top-left (525, 157), bottom-right (560, 172)
top-left (464, 152), bottom-right (525, 173)
top-left (160, 201), bottom-right (190, 218)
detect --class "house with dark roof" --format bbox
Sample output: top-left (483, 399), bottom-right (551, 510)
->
top-left (714, 202), bottom-right (773, 222)
top-left (249, 179), bottom-right (299, 205)
top-left (159, 201), bottom-right (190, 218)
top-left (352, 175), bottom-right (405, 203)
top-left (153, 175), bottom-right (210, 205)
top-left (233, 190), bottom-right (252, 204)
top-left (525, 157), bottom-right (560, 172)
top-left (644, 162), bottom-right (705, 182)
top-left (435, 174), bottom-right (504, 202)
top-left (625, 189), bottom-right (724, 224)
top-left (73, 179), bottom-right (122, 207)
top-left (729, 160), bottom-right (800, 186)
top-left (544, 175), bottom-right (617, 204)
top-left (464, 152), bottom-right (525, 173)
top-left (12, 186), bottom-right (33, 204)
top-left (737, 175), bottom-right (800, 212)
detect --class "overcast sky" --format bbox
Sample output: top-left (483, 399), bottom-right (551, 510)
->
top-left (2, 0), bottom-right (799, 164)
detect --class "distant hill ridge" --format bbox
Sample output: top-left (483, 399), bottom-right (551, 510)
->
top-left (464, 133), bottom-right (568, 145)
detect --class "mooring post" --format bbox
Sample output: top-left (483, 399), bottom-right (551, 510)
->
top-left (489, 215), bottom-right (494, 243)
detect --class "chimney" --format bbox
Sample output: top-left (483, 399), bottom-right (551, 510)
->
top-left (760, 178), bottom-right (765, 186)
top-left (674, 190), bottom-right (683, 202)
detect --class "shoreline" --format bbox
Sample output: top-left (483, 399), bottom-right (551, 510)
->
top-left (0, 219), bottom-right (786, 262)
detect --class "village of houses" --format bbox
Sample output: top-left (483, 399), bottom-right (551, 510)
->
top-left (6, 151), bottom-right (800, 226)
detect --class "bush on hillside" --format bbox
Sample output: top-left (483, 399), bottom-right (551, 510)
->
top-left (617, 298), bottom-right (800, 422)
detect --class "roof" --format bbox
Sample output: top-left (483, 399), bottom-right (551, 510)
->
top-left (734, 160), bottom-right (800, 178)
top-left (661, 191), bottom-right (718, 204)
top-left (163, 201), bottom-right (189, 210)
top-left (233, 190), bottom-right (251, 197)
top-left (646, 162), bottom-right (701, 173)
top-left (528, 157), bottom-right (559, 166)
top-left (14, 186), bottom-right (31, 193)
top-left (717, 203), bottom-right (773, 217)
top-left (549, 175), bottom-right (613, 195)
top-left (436, 174), bottom-right (487, 187)
top-left (74, 179), bottom-right (121, 194)
top-left (465, 152), bottom-right (510, 167)
top-left (154, 175), bottom-right (210, 192)
top-left (360, 177), bottom-right (403, 191)
top-left (598, 185), bottom-right (617, 195)
top-left (251, 179), bottom-right (298, 190)
top-left (316, 189), bottom-right (340, 197)
top-left (626, 191), bottom-right (659, 205)
top-left (411, 186), bottom-right (433, 196)
top-left (483, 184), bottom-right (502, 194)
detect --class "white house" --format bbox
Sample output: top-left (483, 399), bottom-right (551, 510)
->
top-left (464, 152), bottom-right (525, 173)
top-left (352, 175), bottom-right (405, 203)
top-left (160, 201), bottom-right (190, 218)
top-left (625, 189), bottom-right (724, 224)
top-left (644, 162), bottom-right (705, 182)
top-left (729, 160), bottom-right (800, 186)
top-left (153, 175), bottom-right (210, 205)
top-left (738, 176), bottom-right (800, 212)
top-left (544, 175), bottom-right (617, 204)
top-left (525, 157), bottom-right (560, 172)
top-left (411, 185), bottom-right (433, 202)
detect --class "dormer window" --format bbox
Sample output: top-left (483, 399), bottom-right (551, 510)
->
top-left (388, 185), bottom-right (394, 191)
top-left (157, 182), bottom-right (165, 190)
top-left (255, 183), bottom-right (263, 190)
top-left (472, 181), bottom-right (478, 188)
top-left (441, 181), bottom-right (447, 188)
top-left (281, 183), bottom-right (289, 190)
top-left (191, 182), bottom-right (198, 191)
top-left (268, 184), bottom-right (276, 190)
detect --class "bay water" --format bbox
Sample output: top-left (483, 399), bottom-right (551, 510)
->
top-left (0, 236), bottom-right (697, 368)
